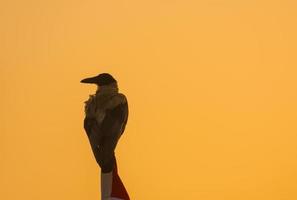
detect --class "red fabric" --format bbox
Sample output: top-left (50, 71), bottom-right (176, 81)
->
top-left (111, 158), bottom-right (130, 200)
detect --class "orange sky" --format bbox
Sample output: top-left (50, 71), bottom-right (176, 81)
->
top-left (1, 0), bottom-right (297, 199)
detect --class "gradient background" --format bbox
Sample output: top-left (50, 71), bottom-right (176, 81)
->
top-left (1, 0), bottom-right (297, 199)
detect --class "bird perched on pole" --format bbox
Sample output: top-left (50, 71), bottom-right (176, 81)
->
top-left (81, 73), bottom-right (130, 200)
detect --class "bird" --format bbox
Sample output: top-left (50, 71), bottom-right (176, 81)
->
top-left (81, 73), bottom-right (130, 200)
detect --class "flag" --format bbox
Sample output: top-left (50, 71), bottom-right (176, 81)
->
top-left (101, 157), bottom-right (130, 200)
